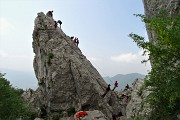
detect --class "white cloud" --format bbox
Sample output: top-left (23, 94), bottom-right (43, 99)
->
top-left (110, 53), bottom-right (138, 63)
top-left (0, 17), bottom-right (15, 35)
top-left (110, 50), bottom-right (149, 63)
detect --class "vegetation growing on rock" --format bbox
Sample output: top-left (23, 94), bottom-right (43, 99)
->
top-left (0, 73), bottom-right (37, 120)
top-left (129, 10), bottom-right (180, 119)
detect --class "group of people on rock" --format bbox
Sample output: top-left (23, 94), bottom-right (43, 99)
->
top-left (119, 84), bottom-right (131, 102)
top-left (47, 11), bottom-right (80, 47)
top-left (101, 82), bottom-right (131, 120)
top-left (71, 36), bottom-right (79, 46)
top-left (101, 81), bottom-right (118, 98)
top-left (54, 20), bottom-right (62, 28)
top-left (46, 10), bottom-right (62, 29)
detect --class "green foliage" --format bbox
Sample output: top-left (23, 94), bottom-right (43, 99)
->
top-left (67, 107), bottom-right (76, 116)
top-left (0, 73), bottom-right (36, 120)
top-left (51, 114), bottom-right (59, 120)
top-left (129, 10), bottom-right (180, 119)
top-left (48, 53), bottom-right (54, 59)
top-left (134, 114), bottom-right (143, 120)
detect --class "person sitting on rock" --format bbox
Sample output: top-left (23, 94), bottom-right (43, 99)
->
top-left (112, 81), bottom-right (118, 91)
top-left (57, 20), bottom-right (62, 28)
top-left (70, 36), bottom-right (74, 40)
top-left (54, 21), bottom-right (58, 28)
top-left (125, 84), bottom-right (130, 90)
top-left (47, 10), bottom-right (53, 17)
top-left (101, 84), bottom-right (111, 98)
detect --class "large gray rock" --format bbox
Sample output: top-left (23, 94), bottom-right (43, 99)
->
top-left (125, 79), bottom-right (152, 120)
top-left (22, 88), bottom-right (40, 112)
top-left (74, 110), bottom-right (108, 120)
top-left (32, 12), bottom-right (121, 119)
top-left (142, 0), bottom-right (180, 42)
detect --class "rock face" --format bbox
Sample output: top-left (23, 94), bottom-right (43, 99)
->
top-left (21, 88), bottom-right (40, 112)
top-left (32, 12), bottom-right (120, 119)
top-left (125, 79), bottom-right (151, 120)
top-left (142, 0), bottom-right (180, 42)
top-left (74, 110), bottom-right (108, 120)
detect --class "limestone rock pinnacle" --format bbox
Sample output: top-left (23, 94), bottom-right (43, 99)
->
top-left (32, 12), bottom-right (120, 119)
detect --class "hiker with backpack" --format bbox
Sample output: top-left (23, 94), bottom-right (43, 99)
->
top-left (57, 20), bottom-right (62, 28)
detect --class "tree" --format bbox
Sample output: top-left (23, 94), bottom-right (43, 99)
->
top-left (0, 73), bottom-right (34, 120)
top-left (129, 10), bottom-right (180, 119)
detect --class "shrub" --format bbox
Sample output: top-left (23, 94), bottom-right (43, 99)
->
top-left (129, 9), bottom-right (180, 119)
top-left (0, 73), bottom-right (36, 120)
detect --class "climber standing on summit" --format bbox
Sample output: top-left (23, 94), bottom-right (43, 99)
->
top-left (47, 10), bottom-right (53, 17)
top-left (76, 38), bottom-right (79, 46)
top-left (74, 37), bottom-right (79, 46)
top-left (112, 81), bottom-right (118, 91)
top-left (57, 20), bottom-right (62, 28)
top-left (74, 37), bottom-right (77, 45)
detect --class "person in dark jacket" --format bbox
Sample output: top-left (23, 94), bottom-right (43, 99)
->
top-left (54, 21), bottom-right (58, 28)
top-left (57, 20), bottom-right (62, 28)
top-left (47, 10), bottom-right (53, 17)
top-left (101, 84), bottom-right (111, 98)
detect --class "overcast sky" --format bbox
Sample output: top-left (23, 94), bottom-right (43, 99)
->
top-left (0, 0), bottom-right (151, 89)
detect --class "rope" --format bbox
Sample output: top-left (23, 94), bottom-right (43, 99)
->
top-left (45, 25), bottom-right (114, 91)
top-left (88, 58), bottom-right (114, 84)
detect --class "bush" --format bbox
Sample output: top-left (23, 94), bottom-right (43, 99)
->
top-left (67, 107), bottom-right (76, 116)
top-left (129, 9), bottom-right (180, 119)
top-left (0, 73), bottom-right (35, 120)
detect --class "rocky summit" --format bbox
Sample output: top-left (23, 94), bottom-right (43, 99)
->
top-left (32, 12), bottom-right (121, 119)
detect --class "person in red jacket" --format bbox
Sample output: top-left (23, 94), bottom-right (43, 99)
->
top-left (74, 37), bottom-right (79, 46)
top-left (74, 37), bottom-right (77, 45)
top-left (112, 81), bottom-right (118, 91)
top-left (76, 38), bottom-right (79, 46)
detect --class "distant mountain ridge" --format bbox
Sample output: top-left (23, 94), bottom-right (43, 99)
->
top-left (0, 68), bottom-right (37, 90)
top-left (0, 68), bottom-right (145, 91)
top-left (103, 73), bottom-right (145, 90)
